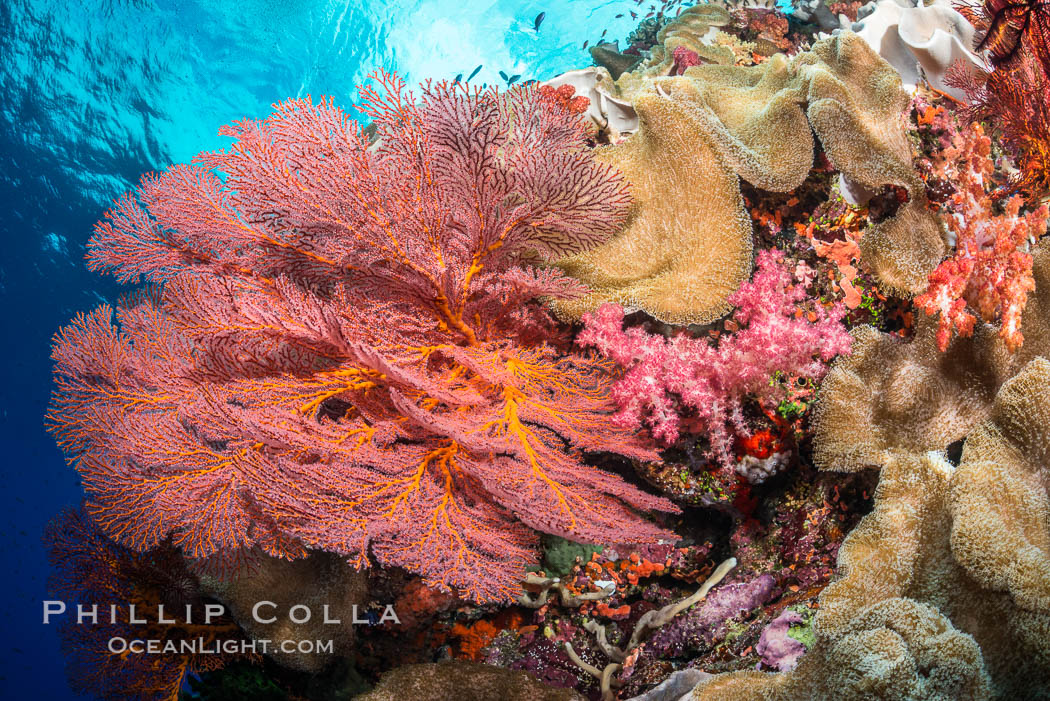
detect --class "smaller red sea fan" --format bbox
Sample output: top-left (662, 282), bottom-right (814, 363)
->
top-left (44, 507), bottom-right (250, 701)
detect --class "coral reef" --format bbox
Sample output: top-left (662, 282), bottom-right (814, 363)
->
top-left (542, 68), bottom-right (639, 141)
top-left (44, 4), bottom-right (1050, 699)
top-left (952, 45), bottom-right (1050, 201)
top-left (755, 608), bottom-right (808, 672)
top-left (814, 236), bottom-right (1050, 472)
top-left (690, 360), bottom-right (1050, 698)
top-left (691, 596), bottom-right (993, 700)
top-left (564, 558), bottom-right (737, 700)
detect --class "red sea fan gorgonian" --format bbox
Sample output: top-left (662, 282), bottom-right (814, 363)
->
top-left (45, 507), bottom-right (249, 700)
top-left (47, 72), bottom-right (679, 602)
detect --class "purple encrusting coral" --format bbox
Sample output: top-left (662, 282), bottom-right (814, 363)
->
top-left (756, 608), bottom-right (807, 671)
top-left (646, 574), bottom-right (777, 658)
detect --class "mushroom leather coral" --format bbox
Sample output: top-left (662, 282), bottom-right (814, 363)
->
top-left (555, 32), bottom-right (946, 325)
top-left (814, 238), bottom-right (1050, 472)
top-left (950, 357), bottom-right (1050, 614)
top-left (45, 72), bottom-right (679, 603)
top-left (552, 91), bottom-right (754, 325)
top-left (811, 317), bottom-right (1013, 472)
top-left (690, 451), bottom-right (1050, 699)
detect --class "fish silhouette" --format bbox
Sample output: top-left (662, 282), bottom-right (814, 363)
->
top-left (534, 12), bottom-right (546, 31)
top-left (467, 65), bottom-right (483, 81)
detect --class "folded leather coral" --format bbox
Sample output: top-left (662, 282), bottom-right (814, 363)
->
top-left (553, 31), bottom-right (946, 325)
top-left (814, 239), bottom-right (1050, 471)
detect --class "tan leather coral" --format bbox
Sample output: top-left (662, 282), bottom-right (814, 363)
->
top-left (555, 32), bottom-right (945, 324)
top-left (950, 357), bottom-right (1050, 614)
top-left (553, 93), bottom-right (754, 325)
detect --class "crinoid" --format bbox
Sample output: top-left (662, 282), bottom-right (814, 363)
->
top-left (962, 0), bottom-right (1050, 74)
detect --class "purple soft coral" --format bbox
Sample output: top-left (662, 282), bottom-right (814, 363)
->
top-left (578, 250), bottom-right (851, 464)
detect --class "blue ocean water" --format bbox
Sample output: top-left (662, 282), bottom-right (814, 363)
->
top-left (0, 1), bottom-right (642, 697)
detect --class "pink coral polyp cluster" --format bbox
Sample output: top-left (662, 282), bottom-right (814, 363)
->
top-left (578, 250), bottom-right (851, 464)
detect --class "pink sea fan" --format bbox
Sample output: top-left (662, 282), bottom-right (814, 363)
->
top-left (47, 72), bottom-right (679, 603)
top-left (578, 250), bottom-right (851, 464)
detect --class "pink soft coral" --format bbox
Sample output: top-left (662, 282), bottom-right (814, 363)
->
top-left (915, 122), bottom-right (1049, 352)
top-left (578, 250), bottom-right (851, 465)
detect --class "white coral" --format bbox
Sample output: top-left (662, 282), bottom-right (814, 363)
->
top-left (837, 0), bottom-right (988, 101)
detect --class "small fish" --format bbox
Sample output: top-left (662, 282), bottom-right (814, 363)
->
top-left (582, 39), bottom-right (589, 49)
top-left (630, 10), bottom-right (638, 19)
top-left (600, 29), bottom-right (607, 38)
top-left (454, 73), bottom-right (463, 83)
top-left (508, 74), bottom-right (520, 84)
top-left (533, 11), bottom-right (546, 31)
top-left (615, 13), bottom-right (624, 18)
top-left (467, 64), bottom-right (483, 81)
top-left (500, 70), bottom-right (509, 82)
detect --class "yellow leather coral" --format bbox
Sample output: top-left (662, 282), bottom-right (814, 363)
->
top-left (555, 32), bottom-right (946, 323)
top-left (950, 357), bottom-right (1050, 614)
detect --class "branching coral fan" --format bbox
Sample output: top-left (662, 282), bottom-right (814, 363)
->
top-left (915, 121), bottom-right (1049, 351)
top-left (46, 72), bottom-right (679, 602)
top-left (578, 250), bottom-right (850, 464)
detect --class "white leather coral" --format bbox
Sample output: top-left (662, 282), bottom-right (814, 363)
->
top-left (844, 0), bottom-right (988, 101)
